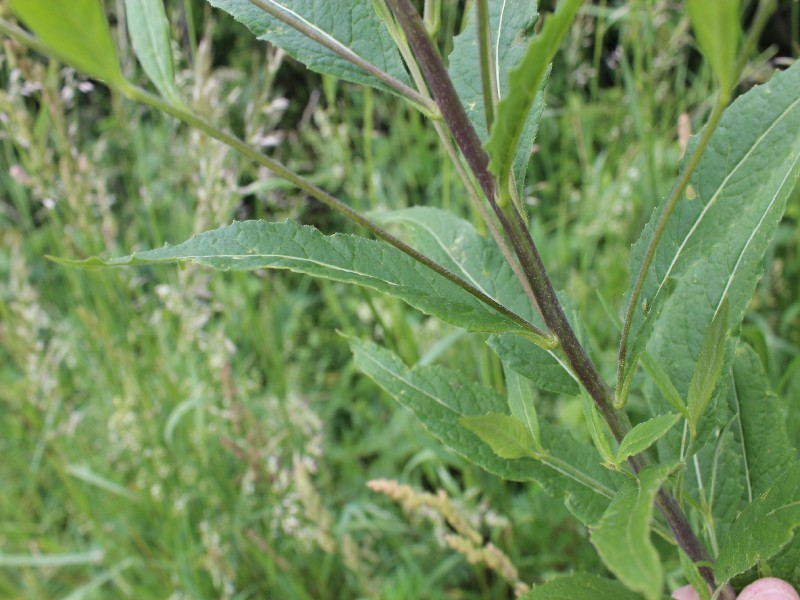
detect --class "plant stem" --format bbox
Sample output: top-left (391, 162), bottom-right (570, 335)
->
top-left (376, 0), bottom-right (544, 318)
top-left (385, 2), bottom-right (734, 595)
top-left (386, 0), bottom-right (623, 432)
top-left (246, 0), bottom-right (439, 117)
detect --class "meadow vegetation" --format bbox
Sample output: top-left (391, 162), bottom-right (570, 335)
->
top-left (0, 1), bottom-right (798, 598)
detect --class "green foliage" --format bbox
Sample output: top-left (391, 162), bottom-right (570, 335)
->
top-left (349, 338), bottom-right (624, 525)
top-left (448, 0), bottom-right (543, 197)
top-left (487, 334), bottom-right (580, 395)
top-left (687, 297), bottom-right (730, 438)
top-left (731, 344), bottom-right (797, 499)
top-left (2, 0), bottom-right (799, 597)
top-left (373, 207), bottom-right (577, 389)
top-left (53, 219), bottom-right (531, 335)
top-left (373, 207), bottom-right (538, 322)
top-left (521, 572), bottom-right (644, 599)
top-left (686, 0), bottom-right (741, 92)
top-left (589, 464), bottom-right (677, 600)
top-left (505, 364), bottom-right (542, 451)
top-left (715, 463), bottom-right (800, 583)
top-left (628, 61), bottom-right (800, 438)
top-left (10, 0), bottom-right (124, 84)
top-left (613, 413), bottom-right (680, 465)
top-left (123, 0), bottom-right (184, 107)
top-left (460, 413), bottom-right (536, 460)
top-left (640, 352), bottom-right (688, 419)
top-left (484, 0), bottom-right (581, 194)
top-left (207, 0), bottom-right (410, 93)
top-left (686, 428), bottom-right (743, 547)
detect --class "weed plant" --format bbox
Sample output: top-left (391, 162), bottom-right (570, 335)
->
top-left (1, 1), bottom-right (799, 598)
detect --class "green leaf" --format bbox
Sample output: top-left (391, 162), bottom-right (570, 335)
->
top-left (731, 344), bottom-right (796, 500)
top-left (373, 207), bottom-right (577, 391)
top-left (206, 0), bottom-right (410, 94)
top-left (460, 413), bottom-right (535, 459)
top-left (686, 0), bottom-right (741, 92)
top-left (487, 334), bottom-right (579, 396)
top-left (373, 207), bottom-right (537, 321)
top-left (613, 413), bottom-right (680, 465)
top-left (715, 463), bottom-right (800, 583)
top-left (519, 572), bottom-right (644, 600)
top-left (349, 338), bottom-right (624, 525)
top-left (505, 364), bottom-right (542, 451)
top-left (618, 277), bottom-right (677, 405)
top-left (640, 352), bottom-right (688, 419)
top-left (769, 534), bottom-right (800, 590)
top-left (685, 428), bottom-right (743, 546)
top-left (687, 297), bottom-right (730, 436)
top-left (124, 0), bottom-right (184, 107)
top-left (52, 220), bottom-right (530, 335)
top-left (10, 0), bottom-right (124, 85)
top-left (448, 0), bottom-right (544, 197)
top-left (627, 61), bottom-right (800, 453)
top-left (678, 549), bottom-right (712, 600)
top-left (580, 390), bottom-right (616, 466)
top-left (484, 0), bottom-right (581, 187)
top-left (590, 464), bottom-right (676, 600)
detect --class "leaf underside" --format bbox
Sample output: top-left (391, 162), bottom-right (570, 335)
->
top-left (207, 0), bottom-right (410, 94)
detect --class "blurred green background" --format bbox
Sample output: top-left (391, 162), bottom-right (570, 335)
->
top-left (1, 1), bottom-right (797, 597)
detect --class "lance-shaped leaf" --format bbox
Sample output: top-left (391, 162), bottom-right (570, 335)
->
top-left (590, 464), bottom-right (677, 600)
top-left (627, 61), bottom-right (800, 441)
top-left (581, 390), bottom-right (616, 466)
top-left (685, 428), bottom-right (742, 546)
top-left (731, 344), bottom-right (796, 501)
top-left (520, 572), bottom-right (644, 600)
top-left (206, 0), bottom-right (410, 94)
top-left (10, 0), bottom-right (124, 85)
top-left (715, 463), bottom-right (800, 583)
top-left (52, 220), bottom-right (532, 335)
top-left (448, 0), bottom-right (544, 197)
top-left (686, 0), bottom-right (741, 92)
top-left (484, 0), bottom-right (581, 188)
top-left (349, 338), bottom-right (624, 525)
top-left (687, 297), bottom-right (730, 437)
top-left (124, 0), bottom-right (184, 107)
top-left (373, 207), bottom-right (577, 394)
top-left (460, 413), bottom-right (535, 460)
top-left (613, 413), bottom-right (680, 465)
top-left (505, 364), bottom-right (542, 451)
